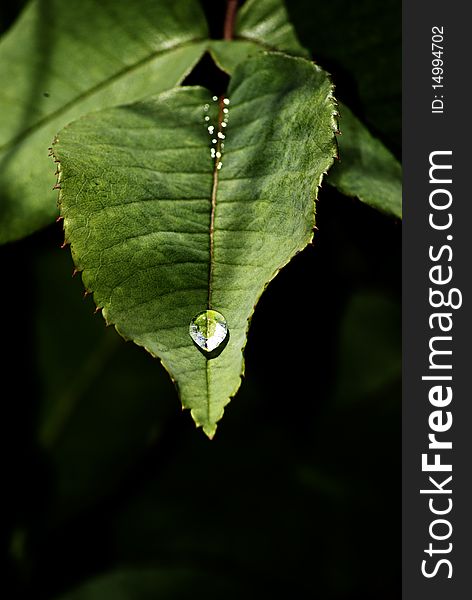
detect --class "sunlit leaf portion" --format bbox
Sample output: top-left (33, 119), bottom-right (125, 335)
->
top-left (0, 0), bottom-right (207, 243)
top-left (235, 0), bottom-right (309, 56)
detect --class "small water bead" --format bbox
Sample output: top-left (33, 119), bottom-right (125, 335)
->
top-left (203, 104), bottom-right (209, 111)
top-left (189, 310), bottom-right (228, 353)
top-left (204, 98), bottom-right (230, 166)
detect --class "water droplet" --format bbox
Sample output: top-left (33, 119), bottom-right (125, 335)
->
top-left (203, 104), bottom-right (209, 111)
top-left (204, 116), bottom-right (210, 121)
top-left (221, 122), bottom-right (227, 128)
top-left (207, 125), bottom-right (215, 134)
top-left (212, 139), bottom-right (217, 144)
top-left (189, 310), bottom-right (228, 354)
top-left (217, 132), bottom-right (225, 139)
top-left (210, 148), bottom-right (216, 158)
top-left (217, 162), bottom-right (222, 170)
top-left (223, 98), bottom-right (230, 105)
top-left (212, 95), bottom-right (218, 101)
top-left (216, 151), bottom-right (221, 158)
top-left (223, 108), bottom-right (229, 114)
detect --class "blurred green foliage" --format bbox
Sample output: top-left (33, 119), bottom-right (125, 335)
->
top-left (1, 0), bottom-right (400, 598)
top-left (287, 0), bottom-right (401, 154)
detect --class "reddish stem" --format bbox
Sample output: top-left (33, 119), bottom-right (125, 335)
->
top-left (223, 0), bottom-right (238, 40)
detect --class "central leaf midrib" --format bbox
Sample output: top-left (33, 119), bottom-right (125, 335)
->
top-left (208, 96), bottom-right (225, 311)
top-left (0, 37), bottom-right (207, 154)
top-left (205, 94), bottom-right (226, 421)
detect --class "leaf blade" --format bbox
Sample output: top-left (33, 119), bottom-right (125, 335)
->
top-left (235, 0), bottom-right (309, 57)
top-left (328, 103), bottom-right (402, 218)
top-left (53, 53), bottom-right (337, 435)
top-left (212, 0), bottom-right (402, 219)
top-left (0, 0), bottom-right (208, 243)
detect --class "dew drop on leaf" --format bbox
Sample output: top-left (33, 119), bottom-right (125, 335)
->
top-left (189, 310), bottom-right (228, 354)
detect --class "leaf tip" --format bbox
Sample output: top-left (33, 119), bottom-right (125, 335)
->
top-left (188, 406), bottom-right (222, 440)
top-left (203, 423), bottom-right (217, 440)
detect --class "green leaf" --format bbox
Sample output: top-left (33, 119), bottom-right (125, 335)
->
top-left (235, 0), bottom-right (309, 57)
top-left (209, 0), bottom-right (308, 74)
top-left (328, 103), bottom-right (402, 218)
top-left (0, 0), bottom-right (207, 244)
top-left (209, 1), bottom-right (402, 219)
top-left (209, 40), bottom-right (266, 75)
top-left (52, 53), bottom-right (337, 437)
top-left (286, 0), bottom-right (401, 148)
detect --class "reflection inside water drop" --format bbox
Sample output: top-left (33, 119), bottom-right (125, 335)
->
top-left (189, 310), bottom-right (229, 356)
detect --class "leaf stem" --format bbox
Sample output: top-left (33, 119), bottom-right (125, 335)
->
top-left (223, 0), bottom-right (238, 41)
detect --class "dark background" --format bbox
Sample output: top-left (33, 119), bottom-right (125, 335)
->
top-left (1, 1), bottom-right (401, 598)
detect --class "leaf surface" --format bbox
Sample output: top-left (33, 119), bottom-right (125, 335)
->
top-left (286, 0), bottom-right (401, 149)
top-left (235, 0), bottom-right (309, 57)
top-left (53, 53), bottom-right (337, 436)
top-left (210, 0), bottom-right (402, 218)
top-left (329, 103), bottom-right (402, 218)
top-left (0, 0), bottom-right (207, 243)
